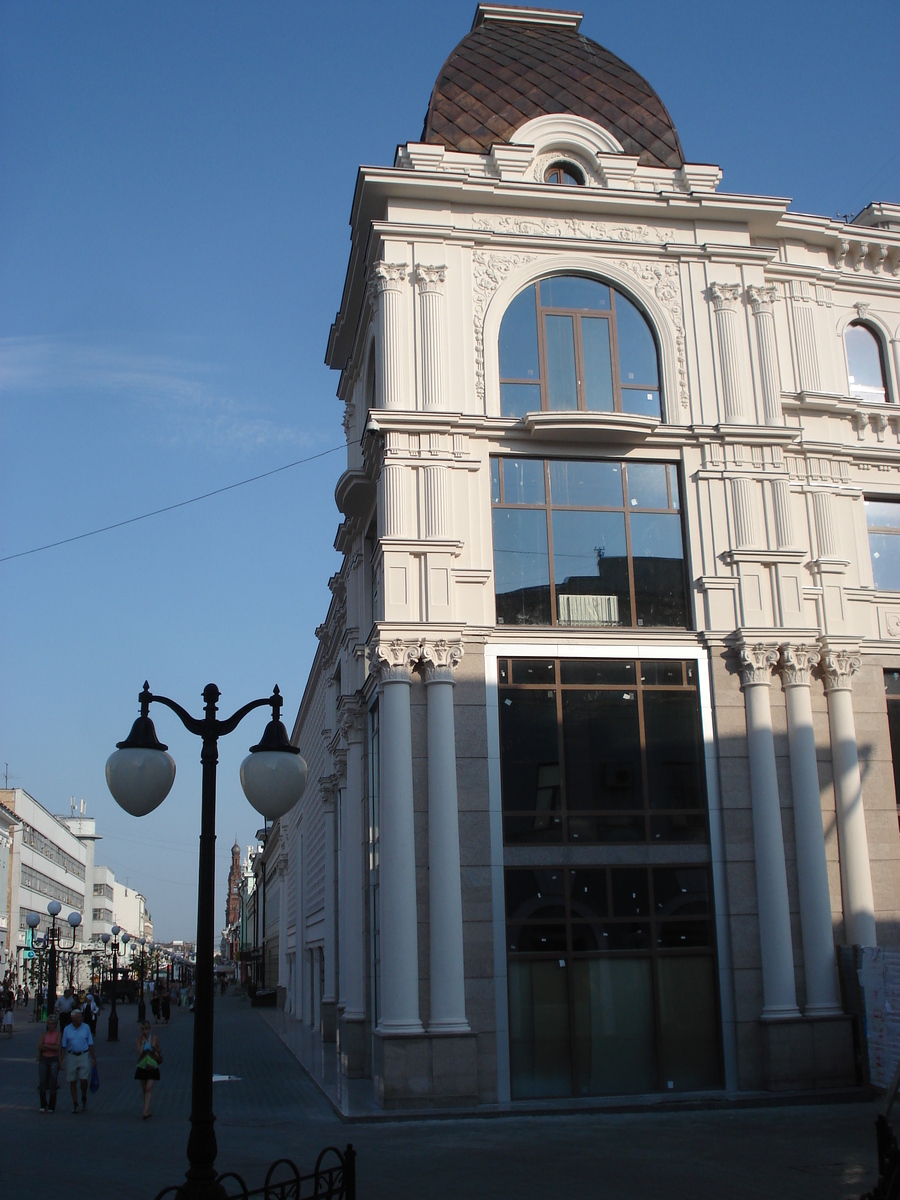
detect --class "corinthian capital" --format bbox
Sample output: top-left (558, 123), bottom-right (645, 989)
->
top-left (370, 261), bottom-right (408, 295)
top-left (779, 643), bottom-right (820, 687)
top-left (414, 264), bottom-right (447, 294)
top-left (420, 637), bottom-right (463, 682)
top-left (371, 636), bottom-right (419, 683)
top-left (738, 642), bottom-right (779, 687)
top-left (819, 644), bottom-right (861, 693)
top-left (709, 282), bottom-right (742, 311)
top-left (746, 284), bottom-right (779, 315)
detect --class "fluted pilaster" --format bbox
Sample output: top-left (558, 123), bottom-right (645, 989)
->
top-left (730, 476), bottom-right (756, 548)
top-left (415, 265), bottom-right (447, 412)
top-left (422, 464), bottom-right (449, 539)
top-left (771, 479), bottom-right (795, 548)
top-left (791, 288), bottom-right (820, 393)
top-left (710, 283), bottom-right (745, 422)
top-left (371, 261), bottom-right (407, 411)
top-left (811, 491), bottom-right (838, 559)
top-left (747, 285), bottom-right (783, 424)
top-left (381, 463), bottom-right (407, 538)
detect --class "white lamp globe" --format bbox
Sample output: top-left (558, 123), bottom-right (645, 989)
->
top-left (106, 746), bottom-right (175, 817)
top-left (239, 707), bottom-right (307, 820)
top-left (68, 912), bottom-right (81, 928)
top-left (240, 750), bottom-right (308, 820)
top-left (101, 933), bottom-right (111, 945)
top-left (26, 912), bottom-right (40, 929)
top-left (47, 900), bottom-right (61, 917)
top-left (106, 697), bottom-right (176, 817)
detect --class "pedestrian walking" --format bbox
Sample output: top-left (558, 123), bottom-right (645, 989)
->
top-left (135, 1021), bottom-right (162, 1119)
top-left (161, 988), bottom-right (171, 1025)
top-left (36, 1013), bottom-right (61, 1113)
top-left (56, 987), bottom-right (75, 1032)
top-left (151, 984), bottom-right (161, 1024)
top-left (1, 990), bottom-right (13, 1038)
top-left (82, 990), bottom-right (99, 1036)
top-left (59, 1007), bottom-right (96, 1113)
top-left (23, 983), bottom-right (29, 1008)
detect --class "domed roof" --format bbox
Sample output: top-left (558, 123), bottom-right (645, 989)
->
top-left (421, 6), bottom-right (685, 170)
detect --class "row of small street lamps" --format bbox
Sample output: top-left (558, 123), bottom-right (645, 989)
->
top-left (23, 900), bottom-right (194, 1041)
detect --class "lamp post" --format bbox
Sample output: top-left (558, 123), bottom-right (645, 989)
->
top-left (26, 901), bottom-right (82, 1018)
top-left (101, 926), bottom-right (123, 1041)
top-left (106, 681), bottom-right (306, 1200)
top-left (25, 914), bottom-right (45, 1021)
top-left (137, 937), bottom-right (147, 1022)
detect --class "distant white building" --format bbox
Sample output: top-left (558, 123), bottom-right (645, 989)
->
top-left (0, 787), bottom-right (156, 986)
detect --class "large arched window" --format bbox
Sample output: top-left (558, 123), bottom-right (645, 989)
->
top-left (499, 275), bottom-right (661, 420)
top-left (845, 321), bottom-right (888, 403)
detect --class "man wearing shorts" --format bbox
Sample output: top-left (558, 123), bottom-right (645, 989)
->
top-left (59, 1007), bottom-right (96, 1113)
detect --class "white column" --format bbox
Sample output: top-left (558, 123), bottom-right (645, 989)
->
top-left (779, 645), bottom-right (843, 1014)
top-left (277, 855), bottom-right (288, 990)
top-left (820, 644), bottom-right (877, 947)
top-left (338, 705), bottom-right (366, 1021)
top-left (747, 284), bottom-right (783, 425)
top-left (415, 265), bottom-right (447, 412)
top-left (739, 643), bottom-right (800, 1018)
top-left (374, 643), bottom-right (423, 1033)
top-left (771, 479), bottom-right (794, 548)
top-left (811, 491), bottom-right (839, 559)
top-left (381, 460), bottom-right (407, 538)
top-left (371, 261), bottom-right (407, 411)
top-left (322, 793), bottom-right (337, 1012)
top-left (710, 282), bottom-right (745, 422)
top-left (422, 641), bottom-right (469, 1033)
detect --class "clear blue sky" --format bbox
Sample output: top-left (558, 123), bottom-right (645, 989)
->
top-left (2, 1), bottom-right (898, 941)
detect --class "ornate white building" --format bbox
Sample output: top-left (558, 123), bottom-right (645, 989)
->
top-left (275, 5), bottom-right (900, 1109)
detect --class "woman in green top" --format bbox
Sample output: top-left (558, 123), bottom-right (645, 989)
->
top-left (134, 1021), bottom-right (162, 1119)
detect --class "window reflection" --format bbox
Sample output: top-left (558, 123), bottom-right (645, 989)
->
top-left (499, 275), bottom-right (662, 418)
top-left (845, 323), bottom-right (888, 402)
top-left (492, 456), bottom-right (688, 629)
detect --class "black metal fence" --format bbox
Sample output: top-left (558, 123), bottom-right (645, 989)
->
top-left (154, 1144), bottom-right (356, 1200)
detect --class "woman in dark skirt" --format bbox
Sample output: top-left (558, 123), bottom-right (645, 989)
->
top-left (134, 1021), bottom-right (162, 1118)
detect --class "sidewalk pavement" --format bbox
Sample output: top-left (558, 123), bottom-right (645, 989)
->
top-left (0, 993), bottom-right (892, 1200)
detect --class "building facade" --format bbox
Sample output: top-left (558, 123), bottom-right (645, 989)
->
top-left (275, 5), bottom-right (900, 1109)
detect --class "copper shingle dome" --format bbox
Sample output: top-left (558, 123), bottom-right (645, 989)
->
top-left (422, 5), bottom-right (685, 170)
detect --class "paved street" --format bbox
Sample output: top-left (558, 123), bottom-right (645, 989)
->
top-left (0, 993), bottom-right (892, 1200)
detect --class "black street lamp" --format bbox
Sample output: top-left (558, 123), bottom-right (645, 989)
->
top-left (137, 937), bottom-right (148, 1022)
top-left (26, 900), bottom-right (82, 1018)
top-left (101, 925), bottom-right (124, 1041)
top-left (106, 681), bottom-right (306, 1200)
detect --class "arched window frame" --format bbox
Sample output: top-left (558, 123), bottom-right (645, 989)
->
top-left (543, 161), bottom-right (585, 187)
top-left (496, 272), bottom-right (663, 420)
top-left (843, 318), bottom-right (891, 404)
top-left (482, 258), bottom-right (682, 424)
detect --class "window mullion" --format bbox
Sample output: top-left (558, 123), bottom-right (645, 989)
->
top-left (608, 292), bottom-right (624, 414)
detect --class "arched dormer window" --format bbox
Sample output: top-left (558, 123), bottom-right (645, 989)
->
top-left (845, 321), bottom-right (888, 403)
top-left (499, 275), bottom-right (661, 419)
top-left (544, 161), bottom-right (584, 186)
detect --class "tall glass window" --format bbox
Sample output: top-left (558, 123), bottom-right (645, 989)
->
top-left (866, 499), bottom-right (900, 591)
top-left (498, 657), bottom-right (707, 846)
top-left (845, 322), bottom-right (888, 403)
top-left (499, 275), bottom-right (661, 419)
top-left (505, 864), bottom-right (720, 1098)
top-left (491, 457), bottom-right (688, 628)
top-left (886, 671), bottom-right (900, 832)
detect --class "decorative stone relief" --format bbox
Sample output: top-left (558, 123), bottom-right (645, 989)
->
top-left (779, 644), bottom-right (820, 687)
top-left (819, 646), bottom-right (861, 692)
top-left (738, 643), bottom-right (779, 687)
top-left (471, 215), bottom-right (673, 243)
top-left (472, 251), bottom-right (537, 403)
top-left (617, 259), bottom-right (688, 409)
top-left (885, 613), bottom-right (900, 638)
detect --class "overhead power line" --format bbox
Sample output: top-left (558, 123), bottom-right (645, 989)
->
top-left (0, 443), bottom-right (346, 565)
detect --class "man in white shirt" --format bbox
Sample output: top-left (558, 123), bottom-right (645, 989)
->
top-left (59, 1007), bottom-right (96, 1113)
top-left (55, 988), bottom-right (75, 1032)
